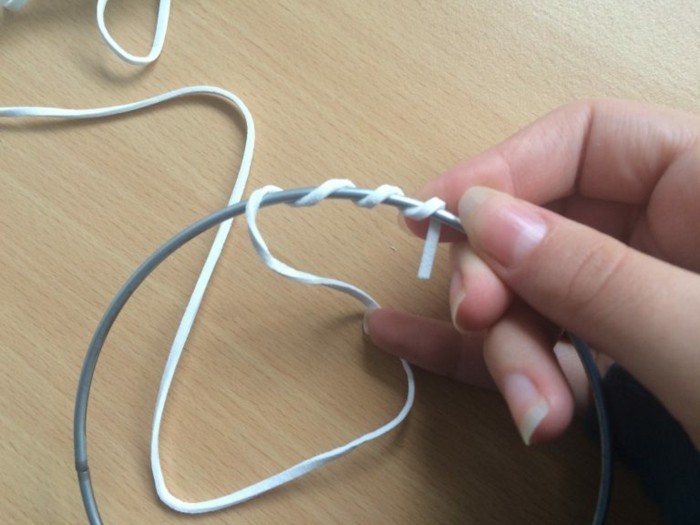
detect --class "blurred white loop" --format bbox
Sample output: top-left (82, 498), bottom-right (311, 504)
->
top-left (2, 0), bottom-right (27, 12)
top-left (96, 0), bottom-right (171, 65)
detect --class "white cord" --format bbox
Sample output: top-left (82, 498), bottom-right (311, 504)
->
top-left (3, 0), bottom-right (172, 64)
top-left (1, 0), bottom-right (26, 12)
top-left (0, 85), bottom-right (257, 509)
top-left (150, 178), bottom-right (444, 514)
top-left (1, 88), bottom-right (445, 515)
top-left (96, 0), bottom-right (171, 65)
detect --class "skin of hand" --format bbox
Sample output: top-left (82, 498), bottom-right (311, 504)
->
top-left (366, 99), bottom-right (700, 447)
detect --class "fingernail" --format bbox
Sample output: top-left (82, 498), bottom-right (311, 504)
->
top-left (502, 373), bottom-right (549, 445)
top-left (362, 307), bottom-right (377, 337)
top-left (449, 271), bottom-right (467, 334)
top-left (458, 186), bottom-right (497, 223)
top-left (458, 187), bottom-right (547, 266)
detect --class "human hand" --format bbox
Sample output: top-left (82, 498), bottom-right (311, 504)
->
top-left (366, 99), bottom-right (700, 447)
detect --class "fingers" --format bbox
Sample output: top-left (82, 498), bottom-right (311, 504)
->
top-left (364, 308), bottom-right (494, 388)
top-left (407, 99), bottom-right (700, 238)
top-left (458, 186), bottom-right (700, 444)
top-left (642, 147), bottom-right (700, 271)
top-left (449, 242), bottom-right (512, 331)
top-left (366, 306), bottom-right (578, 444)
top-left (483, 303), bottom-right (575, 445)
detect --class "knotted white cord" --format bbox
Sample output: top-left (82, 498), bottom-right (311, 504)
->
top-left (266, 178), bottom-right (445, 282)
top-left (150, 178), bottom-right (445, 514)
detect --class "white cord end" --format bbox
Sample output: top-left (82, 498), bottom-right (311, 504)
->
top-left (401, 196), bottom-right (445, 280)
top-left (417, 218), bottom-right (441, 280)
top-left (2, 0), bottom-right (27, 11)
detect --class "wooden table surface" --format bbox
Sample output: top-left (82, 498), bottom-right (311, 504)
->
top-left (2, 1), bottom-right (698, 523)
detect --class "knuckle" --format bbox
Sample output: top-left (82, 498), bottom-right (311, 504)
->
top-left (561, 240), bottom-right (627, 321)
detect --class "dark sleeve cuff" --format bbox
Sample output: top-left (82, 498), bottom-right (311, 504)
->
top-left (585, 364), bottom-right (700, 525)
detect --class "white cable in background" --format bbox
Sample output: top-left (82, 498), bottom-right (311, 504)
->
top-left (3, 0), bottom-right (171, 65)
top-left (96, 0), bottom-right (171, 65)
top-left (1, 0), bottom-right (27, 12)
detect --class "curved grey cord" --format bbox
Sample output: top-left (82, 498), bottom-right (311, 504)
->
top-left (74, 187), bottom-right (611, 524)
top-left (569, 334), bottom-right (613, 525)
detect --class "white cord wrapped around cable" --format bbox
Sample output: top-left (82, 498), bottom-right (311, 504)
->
top-left (96, 0), bottom-right (171, 65)
top-left (248, 180), bottom-right (380, 307)
top-left (150, 177), bottom-right (448, 513)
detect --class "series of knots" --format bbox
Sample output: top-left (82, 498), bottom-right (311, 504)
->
top-left (252, 179), bottom-right (447, 283)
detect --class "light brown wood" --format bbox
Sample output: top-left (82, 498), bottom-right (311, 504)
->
top-left (2, 1), bottom-right (697, 523)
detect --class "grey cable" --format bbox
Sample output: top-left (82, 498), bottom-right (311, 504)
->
top-left (74, 187), bottom-right (611, 524)
top-left (569, 333), bottom-right (613, 525)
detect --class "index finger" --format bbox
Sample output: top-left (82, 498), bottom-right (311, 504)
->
top-left (411, 98), bottom-right (700, 236)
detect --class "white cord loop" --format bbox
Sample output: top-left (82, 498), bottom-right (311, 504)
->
top-left (0, 85), bottom-right (256, 511)
top-left (149, 178), bottom-right (443, 514)
top-left (2, 0), bottom-right (172, 64)
top-left (96, 0), bottom-right (171, 65)
top-left (152, 177), bottom-right (444, 514)
top-left (2, 0), bottom-right (26, 12)
top-left (1, 90), bottom-right (445, 515)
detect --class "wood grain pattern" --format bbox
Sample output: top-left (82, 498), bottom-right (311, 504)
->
top-left (3, 1), bottom-right (697, 523)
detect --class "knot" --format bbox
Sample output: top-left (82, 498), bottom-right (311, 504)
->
top-left (285, 179), bottom-right (445, 279)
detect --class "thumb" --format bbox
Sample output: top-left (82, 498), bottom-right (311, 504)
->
top-left (458, 187), bottom-right (700, 444)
